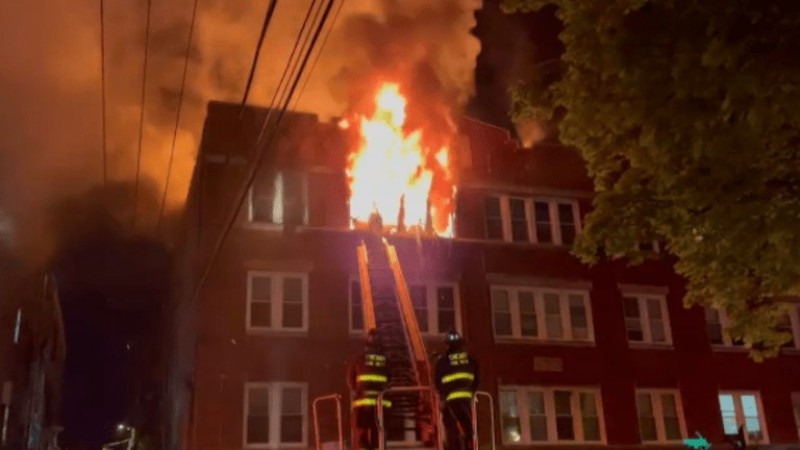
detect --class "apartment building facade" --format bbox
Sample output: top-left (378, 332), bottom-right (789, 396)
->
top-left (169, 101), bottom-right (800, 450)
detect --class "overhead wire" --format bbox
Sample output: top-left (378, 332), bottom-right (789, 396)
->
top-left (239, 0), bottom-right (280, 114)
top-left (156, 0), bottom-right (202, 236)
top-left (132, 0), bottom-right (154, 227)
top-left (292, 0), bottom-right (346, 111)
top-left (189, 0), bottom-right (336, 310)
top-left (99, 0), bottom-right (108, 189)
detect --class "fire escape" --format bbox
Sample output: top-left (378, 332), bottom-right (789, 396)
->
top-left (356, 234), bottom-right (436, 447)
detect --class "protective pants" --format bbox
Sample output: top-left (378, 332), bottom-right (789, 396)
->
top-left (442, 399), bottom-right (474, 450)
top-left (353, 406), bottom-right (381, 450)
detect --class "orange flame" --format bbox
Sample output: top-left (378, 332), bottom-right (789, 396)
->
top-left (346, 83), bottom-right (453, 236)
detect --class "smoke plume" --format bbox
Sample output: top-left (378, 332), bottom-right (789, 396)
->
top-left (0, 0), bottom-right (482, 264)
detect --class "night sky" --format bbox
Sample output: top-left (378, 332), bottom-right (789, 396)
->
top-left (52, 2), bottom-right (561, 449)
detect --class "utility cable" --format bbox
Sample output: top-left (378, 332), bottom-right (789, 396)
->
top-left (239, 0), bottom-right (280, 114)
top-left (100, 0), bottom-right (108, 189)
top-left (156, 0), bottom-right (202, 236)
top-left (132, 0), bottom-right (153, 227)
top-left (190, 0), bottom-right (335, 312)
top-left (292, 0), bottom-right (346, 111)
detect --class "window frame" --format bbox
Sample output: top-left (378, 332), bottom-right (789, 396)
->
top-left (778, 305), bottom-right (800, 351)
top-left (247, 171), bottom-right (309, 229)
top-left (482, 195), bottom-right (581, 246)
top-left (246, 271), bottom-right (310, 334)
top-left (243, 382), bottom-right (308, 449)
top-left (349, 277), bottom-right (462, 336)
top-left (717, 391), bottom-right (769, 444)
top-left (498, 386), bottom-right (606, 445)
top-left (634, 389), bottom-right (687, 443)
top-left (792, 392), bottom-right (800, 442)
top-left (13, 308), bottom-right (21, 344)
top-left (490, 286), bottom-right (594, 343)
top-left (621, 293), bottom-right (673, 347)
top-left (704, 307), bottom-right (747, 349)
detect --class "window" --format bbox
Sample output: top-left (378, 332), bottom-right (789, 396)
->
top-left (485, 197), bottom-right (504, 240)
top-left (635, 390), bottom-right (686, 443)
top-left (247, 272), bottom-right (309, 332)
top-left (13, 308), bottom-right (21, 344)
top-left (622, 294), bottom-right (672, 345)
top-left (792, 393), bottom-right (800, 441)
top-left (482, 195), bottom-right (580, 245)
top-left (499, 387), bottom-right (604, 444)
top-left (491, 287), bottom-right (593, 342)
top-left (777, 305), bottom-right (800, 350)
top-left (350, 281), bottom-right (364, 331)
top-left (244, 383), bottom-right (307, 448)
top-left (704, 307), bottom-right (745, 347)
top-left (249, 172), bottom-right (308, 227)
top-left (718, 392), bottom-right (768, 444)
top-left (350, 280), bottom-right (460, 335)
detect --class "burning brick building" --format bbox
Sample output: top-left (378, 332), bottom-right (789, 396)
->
top-left (168, 95), bottom-right (800, 450)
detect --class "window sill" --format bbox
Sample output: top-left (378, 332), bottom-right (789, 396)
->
top-left (501, 440), bottom-right (606, 446)
top-left (244, 443), bottom-right (307, 449)
top-left (628, 342), bottom-right (674, 350)
top-left (246, 328), bottom-right (309, 337)
top-left (710, 345), bottom-right (749, 353)
top-left (494, 338), bottom-right (596, 347)
top-left (243, 222), bottom-right (311, 231)
top-left (478, 238), bottom-right (573, 249)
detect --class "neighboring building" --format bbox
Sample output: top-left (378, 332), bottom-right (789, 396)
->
top-left (167, 101), bottom-right (800, 450)
top-left (0, 259), bottom-right (66, 450)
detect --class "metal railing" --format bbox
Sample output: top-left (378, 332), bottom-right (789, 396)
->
top-left (472, 391), bottom-right (496, 450)
top-left (312, 394), bottom-right (344, 450)
top-left (376, 386), bottom-right (442, 450)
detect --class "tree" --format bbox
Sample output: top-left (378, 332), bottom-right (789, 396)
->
top-left (502, 0), bottom-right (800, 360)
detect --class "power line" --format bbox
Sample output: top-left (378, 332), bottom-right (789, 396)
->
top-left (99, 0), bottom-right (108, 189)
top-left (256, 0), bottom-right (319, 127)
top-left (156, 0), bottom-right (202, 236)
top-left (132, 0), bottom-right (153, 227)
top-left (292, 0), bottom-right (346, 111)
top-left (190, 0), bottom-right (335, 312)
top-left (239, 0), bottom-right (280, 113)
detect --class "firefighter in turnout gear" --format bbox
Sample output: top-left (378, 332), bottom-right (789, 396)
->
top-left (435, 330), bottom-right (479, 450)
top-left (348, 328), bottom-right (391, 450)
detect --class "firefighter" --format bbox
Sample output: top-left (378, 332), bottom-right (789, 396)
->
top-left (348, 328), bottom-right (391, 450)
top-left (435, 330), bottom-right (479, 450)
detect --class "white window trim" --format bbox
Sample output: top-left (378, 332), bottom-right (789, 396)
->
top-left (622, 293), bottom-right (673, 347)
top-left (780, 305), bottom-right (800, 351)
top-left (247, 172), bottom-right (309, 229)
top-left (791, 392), bottom-right (800, 442)
top-left (349, 278), bottom-right (462, 336)
top-left (407, 281), bottom-right (462, 336)
top-left (491, 286), bottom-right (594, 343)
top-left (13, 308), bottom-right (21, 344)
top-left (705, 308), bottom-right (746, 349)
top-left (246, 271), bottom-right (309, 334)
top-left (718, 391), bottom-right (769, 444)
top-left (485, 195), bottom-right (581, 246)
top-left (500, 386), bottom-right (606, 445)
top-left (243, 382), bottom-right (308, 449)
top-left (635, 389), bottom-right (687, 443)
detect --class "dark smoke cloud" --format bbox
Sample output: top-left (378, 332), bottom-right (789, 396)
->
top-left (0, 0), bottom-right (483, 264)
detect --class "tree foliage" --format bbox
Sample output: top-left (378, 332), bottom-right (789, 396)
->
top-left (502, 0), bottom-right (800, 360)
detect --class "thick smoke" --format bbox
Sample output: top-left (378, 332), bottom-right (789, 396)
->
top-left (0, 0), bottom-right (482, 263)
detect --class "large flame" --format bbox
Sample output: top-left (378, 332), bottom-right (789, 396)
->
top-left (345, 83), bottom-right (454, 236)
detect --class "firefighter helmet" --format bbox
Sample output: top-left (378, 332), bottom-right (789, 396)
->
top-left (445, 329), bottom-right (462, 345)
